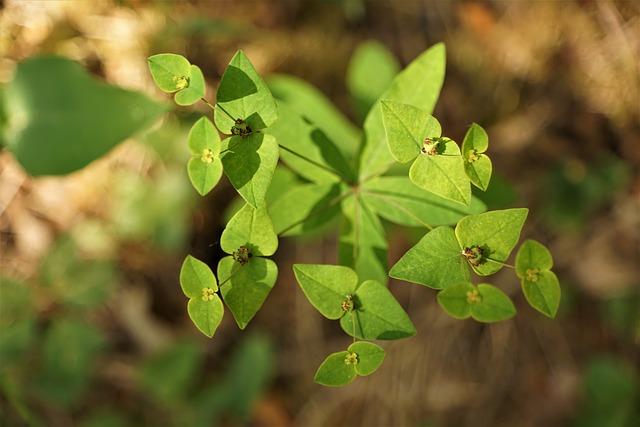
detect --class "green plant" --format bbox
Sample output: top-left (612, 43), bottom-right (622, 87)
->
top-left (148, 43), bottom-right (561, 387)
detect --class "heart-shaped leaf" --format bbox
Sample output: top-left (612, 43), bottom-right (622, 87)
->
top-left (221, 133), bottom-right (279, 208)
top-left (220, 203), bottom-right (278, 257)
top-left (437, 283), bottom-right (516, 322)
top-left (215, 50), bottom-right (278, 133)
top-left (4, 56), bottom-right (165, 176)
top-left (462, 123), bottom-right (492, 191)
top-left (348, 341), bottom-right (385, 376)
top-left (455, 208), bottom-right (528, 276)
top-left (516, 240), bottom-right (560, 318)
top-left (180, 255), bottom-right (217, 298)
top-left (218, 256), bottom-right (278, 330)
top-left (148, 53), bottom-right (191, 93)
top-left (174, 65), bottom-right (205, 106)
top-left (339, 280), bottom-right (416, 340)
top-left (292, 264), bottom-right (358, 320)
top-left (389, 226), bottom-right (470, 290)
top-left (314, 351), bottom-right (357, 387)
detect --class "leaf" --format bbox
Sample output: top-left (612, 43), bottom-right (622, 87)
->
top-left (292, 264), bottom-right (358, 320)
top-left (267, 74), bottom-right (361, 158)
top-left (408, 138), bottom-right (471, 205)
top-left (215, 50), bottom-right (277, 133)
top-left (348, 341), bottom-right (385, 376)
top-left (338, 195), bottom-right (388, 285)
top-left (4, 56), bottom-right (165, 176)
top-left (340, 280), bottom-right (416, 340)
top-left (187, 119), bottom-right (223, 195)
top-left (266, 102), bottom-right (355, 184)
top-left (360, 43), bottom-right (446, 180)
top-left (187, 295), bottom-right (224, 338)
top-left (174, 65), bottom-right (205, 106)
top-left (187, 157), bottom-right (222, 196)
top-left (516, 240), bottom-right (560, 318)
top-left (269, 182), bottom-right (344, 236)
top-left (147, 53), bottom-right (191, 93)
top-left (455, 208), bottom-right (528, 276)
top-left (362, 176), bottom-right (486, 228)
top-left (347, 41), bottom-right (399, 120)
top-left (380, 100), bottom-right (442, 163)
top-left (389, 226), bottom-right (470, 290)
top-left (220, 203), bottom-right (278, 256)
top-left (462, 123), bottom-right (492, 191)
top-left (188, 117), bottom-right (220, 155)
top-left (218, 256), bottom-right (278, 329)
top-left (221, 133), bottom-right (279, 208)
top-left (314, 351), bottom-right (357, 387)
top-left (437, 283), bottom-right (516, 322)
top-left (180, 255), bottom-right (217, 298)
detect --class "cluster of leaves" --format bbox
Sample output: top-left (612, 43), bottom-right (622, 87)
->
top-left (149, 42), bottom-right (561, 387)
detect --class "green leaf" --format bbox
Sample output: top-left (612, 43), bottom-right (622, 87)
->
top-left (268, 74), bottom-right (361, 158)
top-left (462, 123), bottom-right (492, 191)
top-left (292, 264), bottom-right (358, 320)
top-left (187, 119), bottom-right (223, 195)
top-left (215, 50), bottom-right (277, 133)
top-left (339, 195), bottom-right (388, 285)
top-left (348, 341), bottom-right (385, 376)
top-left (455, 208), bottom-right (528, 276)
top-left (220, 203), bottom-right (278, 256)
top-left (408, 138), bottom-right (471, 205)
top-left (221, 133), bottom-right (279, 208)
top-left (187, 157), bottom-right (222, 196)
top-left (314, 351), bottom-right (357, 387)
top-left (218, 256), bottom-right (278, 329)
top-left (174, 64), bottom-right (205, 106)
top-left (147, 53), bottom-right (191, 93)
top-left (187, 295), bottom-right (224, 338)
top-left (347, 41), bottom-right (399, 120)
top-left (362, 176), bottom-right (486, 228)
top-left (389, 226), bottom-right (470, 290)
top-left (269, 182), bottom-right (344, 236)
top-left (266, 102), bottom-right (355, 184)
top-left (380, 100), bottom-right (442, 163)
top-left (360, 43), bottom-right (446, 180)
top-left (4, 56), bottom-right (165, 176)
top-left (437, 283), bottom-right (516, 322)
top-left (180, 255), bottom-right (217, 298)
top-left (340, 280), bottom-right (416, 340)
top-left (188, 117), bottom-right (220, 154)
top-left (516, 240), bottom-right (560, 318)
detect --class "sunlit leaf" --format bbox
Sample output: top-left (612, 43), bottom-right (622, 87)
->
top-left (220, 203), bottom-right (278, 256)
top-left (292, 264), bottom-right (358, 320)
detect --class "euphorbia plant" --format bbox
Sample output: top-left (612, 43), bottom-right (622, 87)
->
top-left (148, 43), bottom-right (561, 387)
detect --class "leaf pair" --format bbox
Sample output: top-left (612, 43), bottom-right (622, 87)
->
top-left (293, 264), bottom-right (415, 340)
top-left (179, 256), bottom-right (224, 338)
top-left (515, 240), bottom-right (561, 318)
top-left (187, 117), bottom-right (223, 196)
top-left (314, 341), bottom-right (385, 387)
top-left (437, 282), bottom-right (516, 322)
top-left (148, 53), bottom-right (205, 106)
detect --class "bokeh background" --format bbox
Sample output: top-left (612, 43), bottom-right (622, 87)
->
top-left (1, 1), bottom-right (639, 426)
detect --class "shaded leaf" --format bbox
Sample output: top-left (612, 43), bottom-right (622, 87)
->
top-left (220, 203), bottom-right (278, 256)
top-left (314, 351), bottom-right (357, 387)
top-left (187, 295), bottom-right (224, 338)
top-left (516, 240), bottom-right (560, 318)
top-left (292, 264), bottom-right (358, 320)
top-left (462, 123), bottom-right (492, 191)
top-left (515, 239), bottom-right (554, 276)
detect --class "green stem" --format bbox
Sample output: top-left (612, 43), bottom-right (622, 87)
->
top-left (216, 103), bottom-right (236, 121)
top-left (351, 310), bottom-right (357, 344)
top-left (486, 257), bottom-right (515, 269)
top-left (200, 98), bottom-right (232, 137)
top-left (218, 261), bottom-right (244, 288)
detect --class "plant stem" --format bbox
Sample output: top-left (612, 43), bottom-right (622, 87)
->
top-left (218, 262), bottom-right (244, 288)
top-left (486, 257), bottom-right (516, 269)
top-left (216, 103), bottom-right (236, 121)
top-left (351, 311), bottom-right (356, 344)
top-left (200, 97), bottom-right (232, 136)
top-left (278, 146), bottom-right (346, 182)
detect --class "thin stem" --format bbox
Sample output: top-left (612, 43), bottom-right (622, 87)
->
top-left (277, 190), bottom-right (353, 236)
top-left (279, 146), bottom-right (346, 182)
top-left (486, 257), bottom-right (516, 269)
top-left (200, 97), bottom-right (232, 136)
top-left (351, 311), bottom-right (357, 344)
top-left (216, 103), bottom-right (236, 121)
top-left (218, 262), bottom-right (244, 288)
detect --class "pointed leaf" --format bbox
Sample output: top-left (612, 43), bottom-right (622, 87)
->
top-left (5, 56), bottom-right (165, 176)
top-left (338, 195), bottom-right (388, 285)
top-left (436, 282), bottom-right (474, 319)
top-left (347, 41), bottom-right (399, 119)
top-left (175, 65), bottom-right (205, 106)
top-left (348, 341), bottom-right (385, 376)
top-left (220, 203), bottom-right (278, 256)
top-left (380, 100), bottom-right (441, 163)
top-left (188, 157), bottom-right (222, 196)
top-left (521, 271), bottom-right (561, 318)
top-left (267, 103), bottom-right (354, 184)
top-left (340, 280), bottom-right (416, 340)
top-left (187, 295), bottom-right (224, 338)
top-left (148, 53), bottom-right (191, 93)
top-left (437, 283), bottom-right (516, 322)
top-left (188, 117), bottom-right (220, 155)
top-left (360, 43), bottom-right (446, 180)
top-left (292, 264), bottom-right (358, 320)
top-left (218, 256), bottom-right (278, 330)
top-left (215, 50), bottom-right (277, 133)
top-left (515, 239), bottom-right (554, 277)
top-left (221, 133), bottom-right (279, 208)
top-left (462, 123), bottom-right (492, 191)
top-left (269, 182), bottom-right (344, 236)
top-left (409, 139), bottom-right (471, 205)
top-left (180, 255), bottom-right (217, 298)
top-left (389, 226), bottom-right (469, 290)
top-left (363, 176), bottom-right (486, 228)
top-left (455, 208), bottom-right (528, 276)
top-left (314, 351), bottom-right (357, 387)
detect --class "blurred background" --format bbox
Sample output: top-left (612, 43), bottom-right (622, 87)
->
top-left (0, 1), bottom-right (638, 426)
